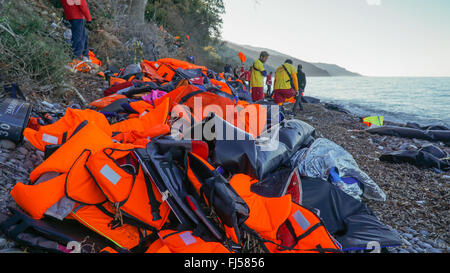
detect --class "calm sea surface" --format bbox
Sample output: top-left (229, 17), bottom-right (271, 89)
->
top-left (304, 77), bottom-right (450, 127)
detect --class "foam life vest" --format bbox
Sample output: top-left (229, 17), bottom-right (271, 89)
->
top-left (250, 59), bottom-right (265, 88)
top-left (70, 204), bottom-right (142, 250)
top-left (155, 63), bottom-right (177, 82)
top-left (140, 60), bottom-right (165, 83)
top-left (29, 121), bottom-right (114, 183)
top-left (89, 51), bottom-right (102, 67)
top-left (71, 143), bottom-right (171, 231)
top-left (155, 230), bottom-right (231, 253)
top-left (24, 108), bottom-right (112, 152)
top-left (85, 145), bottom-right (140, 206)
top-left (228, 174), bottom-right (342, 253)
top-left (89, 94), bottom-right (127, 110)
top-left (109, 76), bottom-right (128, 86)
top-left (157, 58), bottom-right (207, 72)
top-left (274, 63), bottom-right (298, 91)
top-left (110, 97), bottom-right (171, 134)
top-left (273, 203), bottom-right (342, 253)
top-left (210, 79), bottom-right (234, 95)
top-left (112, 124), bottom-right (170, 146)
top-left (186, 152), bottom-right (249, 245)
top-left (12, 122), bottom-right (114, 219)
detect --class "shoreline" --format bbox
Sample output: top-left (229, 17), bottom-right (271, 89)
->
top-left (289, 101), bottom-right (449, 253)
top-left (317, 98), bottom-right (450, 129)
top-left (0, 76), bottom-right (448, 253)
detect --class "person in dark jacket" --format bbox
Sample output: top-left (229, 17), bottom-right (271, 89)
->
top-left (60, 0), bottom-right (92, 61)
top-left (293, 64), bottom-right (307, 113)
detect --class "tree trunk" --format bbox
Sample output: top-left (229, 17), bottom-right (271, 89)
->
top-left (128, 0), bottom-right (148, 24)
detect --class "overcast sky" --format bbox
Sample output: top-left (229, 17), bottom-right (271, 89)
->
top-left (221, 0), bottom-right (450, 77)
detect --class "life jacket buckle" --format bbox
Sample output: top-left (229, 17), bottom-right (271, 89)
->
top-left (110, 203), bottom-right (124, 229)
top-left (161, 190), bottom-right (170, 202)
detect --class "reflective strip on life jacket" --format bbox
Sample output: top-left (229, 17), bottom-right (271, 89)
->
top-left (24, 108), bottom-right (112, 152)
top-left (273, 202), bottom-right (342, 253)
top-left (30, 121), bottom-right (114, 183)
top-left (158, 230), bottom-right (230, 253)
top-left (85, 145), bottom-right (139, 205)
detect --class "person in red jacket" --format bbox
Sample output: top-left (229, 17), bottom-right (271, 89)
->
top-left (60, 0), bottom-right (92, 61)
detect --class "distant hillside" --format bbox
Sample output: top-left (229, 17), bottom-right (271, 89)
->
top-left (312, 63), bottom-right (361, 77)
top-left (225, 42), bottom-right (360, 77)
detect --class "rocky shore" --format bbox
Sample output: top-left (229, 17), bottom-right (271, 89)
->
top-left (0, 83), bottom-right (448, 253)
top-left (291, 102), bottom-right (449, 253)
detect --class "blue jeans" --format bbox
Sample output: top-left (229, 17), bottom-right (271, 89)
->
top-left (70, 19), bottom-right (89, 59)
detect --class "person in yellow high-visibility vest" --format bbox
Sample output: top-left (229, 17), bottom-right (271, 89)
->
top-left (250, 51), bottom-right (269, 102)
top-left (273, 59), bottom-right (298, 105)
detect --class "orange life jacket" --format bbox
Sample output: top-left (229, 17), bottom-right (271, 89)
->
top-left (110, 97), bottom-right (171, 134)
top-left (12, 122), bottom-right (114, 219)
top-left (128, 100), bottom-right (154, 115)
top-left (89, 51), bottom-right (102, 67)
top-left (70, 204), bottom-right (143, 250)
top-left (156, 230), bottom-right (231, 253)
top-left (272, 202), bottom-right (342, 253)
top-left (24, 108), bottom-right (112, 152)
top-left (109, 76), bottom-right (127, 86)
top-left (155, 63), bottom-right (177, 82)
top-left (89, 94), bottom-right (127, 110)
top-left (186, 152), bottom-right (247, 245)
top-left (29, 121), bottom-right (114, 183)
top-left (112, 124), bottom-right (170, 146)
top-left (85, 145), bottom-right (140, 205)
top-left (157, 58), bottom-right (207, 72)
top-left (228, 174), bottom-right (342, 253)
top-left (210, 79), bottom-right (233, 95)
top-left (140, 60), bottom-right (165, 83)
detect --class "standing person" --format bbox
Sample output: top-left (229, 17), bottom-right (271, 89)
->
top-left (266, 71), bottom-right (273, 98)
top-left (224, 64), bottom-right (233, 74)
top-left (273, 59), bottom-right (298, 105)
top-left (60, 0), bottom-right (92, 62)
top-left (244, 66), bottom-right (251, 84)
top-left (250, 51), bottom-right (269, 102)
top-left (293, 64), bottom-right (307, 113)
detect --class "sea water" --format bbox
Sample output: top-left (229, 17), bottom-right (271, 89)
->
top-left (305, 77), bottom-right (450, 127)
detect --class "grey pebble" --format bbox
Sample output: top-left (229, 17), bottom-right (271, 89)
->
top-left (406, 247), bottom-right (417, 253)
top-left (398, 248), bottom-right (409, 253)
top-left (0, 140), bottom-right (16, 150)
top-left (426, 248), bottom-right (442, 253)
top-left (419, 230), bottom-right (430, 236)
top-left (0, 248), bottom-right (25, 253)
top-left (402, 238), bottom-right (412, 246)
top-left (402, 233), bottom-right (414, 240)
top-left (418, 242), bottom-right (433, 249)
top-left (432, 239), bottom-right (447, 249)
top-left (0, 238), bottom-right (6, 248)
top-left (413, 246), bottom-right (425, 253)
top-left (17, 147), bottom-right (28, 155)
